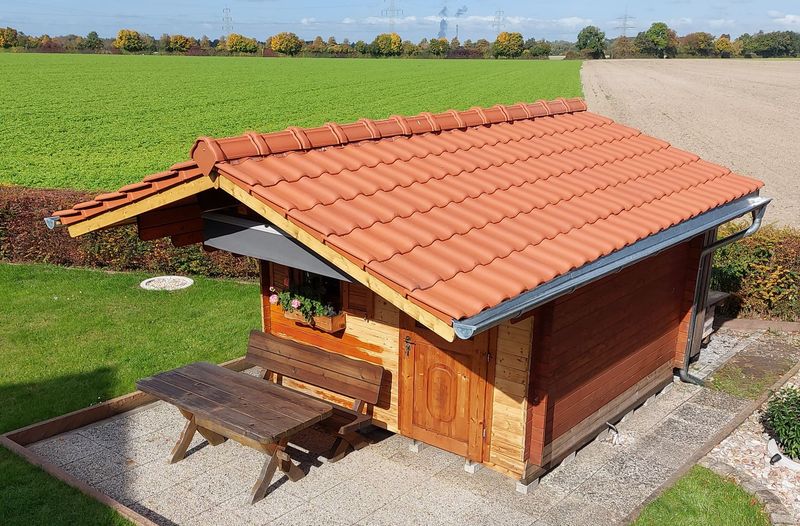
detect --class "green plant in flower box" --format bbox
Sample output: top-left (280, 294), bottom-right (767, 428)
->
top-left (268, 275), bottom-right (338, 325)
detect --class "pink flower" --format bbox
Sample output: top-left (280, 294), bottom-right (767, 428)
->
top-left (290, 299), bottom-right (301, 309)
top-left (283, 278), bottom-right (290, 287)
top-left (268, 294), bottom-right (278, 305)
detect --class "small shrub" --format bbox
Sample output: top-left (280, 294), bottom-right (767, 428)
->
top-left (763, 386), bottom-right (800, 460)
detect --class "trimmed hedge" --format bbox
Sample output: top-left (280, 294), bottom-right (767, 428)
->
top-left (712, 223), bottom-right (800, 321)
top-left (0, 185), bottom-right (257, 279)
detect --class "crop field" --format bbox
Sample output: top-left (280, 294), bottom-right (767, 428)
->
top-left (0, 54), bottom-right (581, 191)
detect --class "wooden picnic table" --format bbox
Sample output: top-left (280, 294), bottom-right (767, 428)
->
top-left (137, 361), bottom-right (333, 502)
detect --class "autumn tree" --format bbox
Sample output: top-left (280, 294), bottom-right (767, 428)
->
top-left (610, 36), bottom-right (636, 58)
top-left (493, 31), bottom-right (524, 58)
top-left (371, 32), bottom-right (402, 56)
top-left (0, 27), bottom-right (19, 48)
top-left (226, 33), bottom-right (258, 53)
top-left (576, 26), bottom-right (606, 58)
top-left (714, 35), bottom-right (733, 57)
top-left (169, 34), bottom-right (193, 53)
top-left (680, 32), bottom-right (715, 56)
top-left (307, 35), bottom-right (327, 53)
top-left (270, 32), bottom-right (303, 55)
top-left (113, 29), bottom-right (144, 52)
top-left (82, 31), bottom-right (103, 50)
top-left (428, 37), bottom-right (450, 57)
top-left (354, 40), bottom-right (369, 54)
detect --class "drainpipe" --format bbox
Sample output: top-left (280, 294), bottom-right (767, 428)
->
top-left (677, 205), bottom-right (768, 385)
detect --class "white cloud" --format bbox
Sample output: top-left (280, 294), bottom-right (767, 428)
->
top-left (772, 13), bottom-right (800, 26)
top-left (360, 15), bottom-right (417, 26)
top-left (669, 17), bottom-right (693, 27)
top-left (300, 17), bottom-right (316, 26)
top-left (554, 17), bottom-right (593, 29)
top-left (708, 18), bottom-right (735, 28)
top-left (767, 10), bottom-right (783, 18)
top-left (341, 17), bottom-right (356, 25)
top-left (422, 14), bottom-right (591, 31)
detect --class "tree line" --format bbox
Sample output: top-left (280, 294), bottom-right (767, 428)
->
top-left (1, 23), bottom-right (799, 59)
top-left (575, 23), bottom-right (800, 59)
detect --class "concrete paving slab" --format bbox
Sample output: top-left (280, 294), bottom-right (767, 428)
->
top-left (28, 328), bottom-right (772, 525)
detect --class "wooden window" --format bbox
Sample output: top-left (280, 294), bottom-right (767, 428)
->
top-left (287, 268), bottom-right (343, 312)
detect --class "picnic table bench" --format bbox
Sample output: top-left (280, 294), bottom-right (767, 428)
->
top-left (137, 330), bottom-right (384, 504)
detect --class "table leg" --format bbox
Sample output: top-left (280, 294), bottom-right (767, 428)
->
top-left (170, 417), bottom-right (197, 464)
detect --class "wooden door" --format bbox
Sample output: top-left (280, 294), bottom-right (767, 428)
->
top-left (399, 314), bottom-right (489, 460)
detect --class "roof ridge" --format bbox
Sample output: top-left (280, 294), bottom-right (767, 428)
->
top-left (190, 97), bottom-right (588, 176)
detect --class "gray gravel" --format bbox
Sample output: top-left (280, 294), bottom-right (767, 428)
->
top-left (582, 59), bottom-right (800, 227)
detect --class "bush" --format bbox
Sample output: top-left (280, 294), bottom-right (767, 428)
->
top-left (711, 223), bottom-right (800, 321)
top-left (0, 185), bottom-right (257, 279)
top-left (764, 386), bottom-right (800, 460)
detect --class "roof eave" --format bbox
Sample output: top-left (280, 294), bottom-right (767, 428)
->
top-left (451, 193), bottom-right (771, 340)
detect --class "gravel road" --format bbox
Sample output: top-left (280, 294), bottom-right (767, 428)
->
top-left (582, 59), bottom-right (799, 226)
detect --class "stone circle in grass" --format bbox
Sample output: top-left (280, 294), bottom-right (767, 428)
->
top-left (140, 276), bottom-right (194, 291)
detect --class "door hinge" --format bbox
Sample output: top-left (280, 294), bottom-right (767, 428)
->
top-left (486, 351), bottom-right (491, 363)
top-left (482, 426), bottom-right (487, 439)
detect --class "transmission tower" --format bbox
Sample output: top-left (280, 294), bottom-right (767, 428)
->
top-left (615, 6), bottom-right (635, 37)
top-left (491, 10), bottom-right (504, 35)
top-left (381, 0), bottom-right (403, 32)
top-left (222, 7), bottom-right (233, 34)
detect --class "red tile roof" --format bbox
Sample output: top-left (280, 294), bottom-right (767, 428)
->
top-left (52, 98), bottom-right (763, 322)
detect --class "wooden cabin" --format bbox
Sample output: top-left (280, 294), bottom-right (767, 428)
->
top-left (47, 98), bottom-right (769, 489)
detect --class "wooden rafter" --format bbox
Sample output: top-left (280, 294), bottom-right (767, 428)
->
top-left (66, 176), bottom-right (216, 237)
top-left (217, 175), bottom-right (457, 342)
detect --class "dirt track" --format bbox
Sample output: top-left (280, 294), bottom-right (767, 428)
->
top-left (582, 59), bottom-right (799, 226)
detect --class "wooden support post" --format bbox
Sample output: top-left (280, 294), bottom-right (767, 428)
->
top-left (197, 426), bottom-right (227, 446)
top-left (170, 418), bottom-right (198, 464)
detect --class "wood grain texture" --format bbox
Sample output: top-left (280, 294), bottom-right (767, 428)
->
top-left (527, 241), bottom-right (693, 467)
top-left (487, 317), bottom-right (533, 477)
top-left (263, 263), bottom-right (402, 431)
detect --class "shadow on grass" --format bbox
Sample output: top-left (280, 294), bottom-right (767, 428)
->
top-left (0, 367), bottom-right (133, 526)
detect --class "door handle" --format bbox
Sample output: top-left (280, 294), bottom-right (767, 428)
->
top-left (404, 335), bottom-right (414, 357)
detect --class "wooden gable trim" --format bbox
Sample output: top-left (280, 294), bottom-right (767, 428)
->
top-left (66, 176), bottom-right (216, 237)
top-left (217, 175), bottom-right (457, 342)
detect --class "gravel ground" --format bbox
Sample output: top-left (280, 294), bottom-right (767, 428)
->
top-left (582, 59), bottom-right (800, 227)
top-left (704, 366), bottom-right (800, 521)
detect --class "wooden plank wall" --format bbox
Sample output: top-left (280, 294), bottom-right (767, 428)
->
top-left (486, 317), bottom-right (533, 478)
top-left (265, 263), bottom-right (401, 431)
top-left (527, 240), bottom-right (696, 468)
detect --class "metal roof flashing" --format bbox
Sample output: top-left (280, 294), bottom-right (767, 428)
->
top-left (451, 193), bottom-right (771, 340)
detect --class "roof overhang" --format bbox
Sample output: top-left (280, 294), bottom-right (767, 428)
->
top-left (451, 193), bottom-right (771, 340)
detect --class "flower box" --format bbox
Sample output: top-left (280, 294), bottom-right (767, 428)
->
top-left (282, 308), bottom-right (346, 333)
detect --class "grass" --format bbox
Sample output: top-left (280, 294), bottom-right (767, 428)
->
top-left (634, 465), bottom-right (770, 526)
top-left (0, 54), bottom-right (582, 190)
top-left (0, 262), bottom-right (259, 525)
top-left (710, 363), bottom-right (788, 400)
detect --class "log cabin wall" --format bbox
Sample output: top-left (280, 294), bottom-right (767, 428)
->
top-left (526, 238), bottom-right (701, 469)
top-left (262, 262), bottom-right (401, 431)
top-left (485, 317), bottom-right (534, 478)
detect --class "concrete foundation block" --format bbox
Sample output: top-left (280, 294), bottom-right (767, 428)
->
top-left (560, 451), bottom-right (577, 467)
top-left (463, 459), bottom-right (483, 474)
top-left (408, 439), bottom-right (426, 453)
top-left (516, 476), bottom-right (540, 495)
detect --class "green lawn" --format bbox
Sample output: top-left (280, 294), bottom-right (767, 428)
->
top-left (634, 465), bottom-right (770, 526)
top-left (0, 54), bottom-right (582, 190)
top-left (0, 263), bottom-right (259, 525)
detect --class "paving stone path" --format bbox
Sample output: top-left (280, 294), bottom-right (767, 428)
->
top-left (29, 329), bottom-right (784, 526)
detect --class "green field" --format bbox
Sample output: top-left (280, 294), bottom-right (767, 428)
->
top-left (0, 54), bottom-right (582, 190)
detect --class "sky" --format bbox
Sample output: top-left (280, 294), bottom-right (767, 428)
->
top-left (1, 0), bottom-right (799, 42)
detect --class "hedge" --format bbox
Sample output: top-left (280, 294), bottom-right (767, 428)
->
top-left (712, 223), bottom-right (800, 321)
top-left (0, 185), bottom-right (257, 279)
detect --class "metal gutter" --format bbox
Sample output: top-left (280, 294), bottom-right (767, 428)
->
top-left (451, 194), bottom-right (771, 340)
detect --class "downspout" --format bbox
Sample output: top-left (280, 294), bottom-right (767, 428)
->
top-left (677, 205), bottom-right (768, 385)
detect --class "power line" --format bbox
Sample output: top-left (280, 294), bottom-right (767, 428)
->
top-left (381, 0), bottom-right (402, 33)
top-left (491, 10), bottom-right (504, 35)
top-left (222, 7), bottom-right (233, 34)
